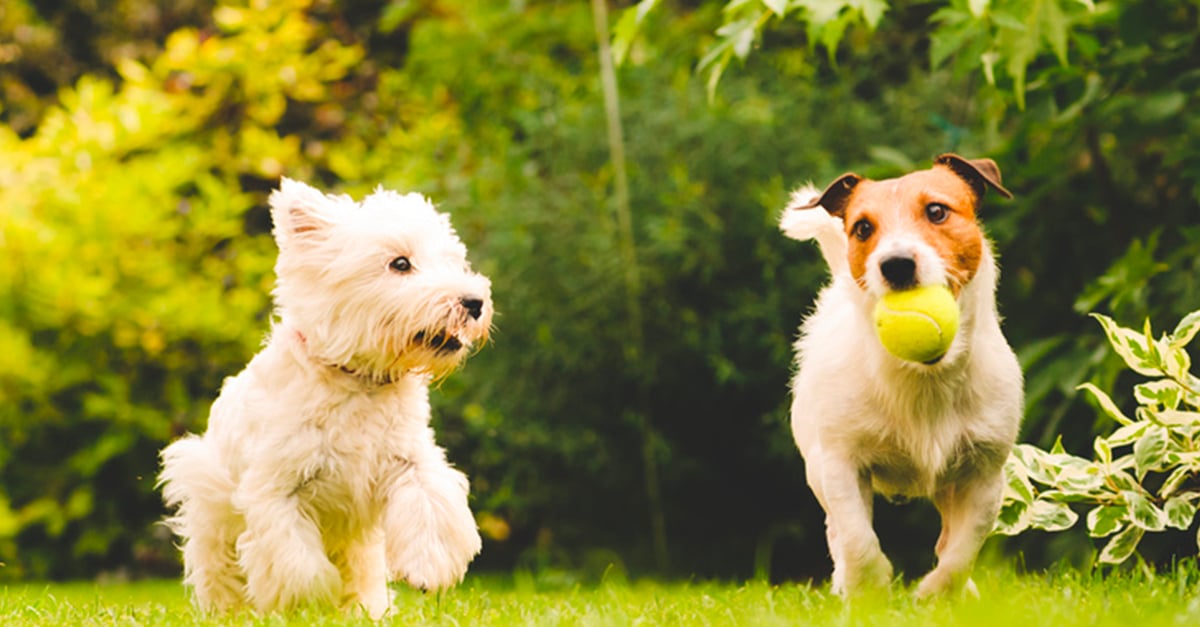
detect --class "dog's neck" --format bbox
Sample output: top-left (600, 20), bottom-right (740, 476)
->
top-left (291, 328), bottom-right (398, 387)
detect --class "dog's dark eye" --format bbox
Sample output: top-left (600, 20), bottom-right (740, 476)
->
top-left (852, 219), bottom-right (874, 241)
top-left (389, 256), bottom-right (412, 273)
top-left (925, 203), bottom-right (950, 224)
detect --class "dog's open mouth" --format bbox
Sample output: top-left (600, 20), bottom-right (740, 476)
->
top-left (413, 330), bottom-right (463, 353)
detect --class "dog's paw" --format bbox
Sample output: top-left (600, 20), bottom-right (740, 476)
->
top-left (394, 524), bottom-right (482, 591)
top-left (832, 554), bottom-right (893, 597)
top-left (243, 542), bottom-right (341, 611)
top-left (914, 568), bottom-right (977, 600)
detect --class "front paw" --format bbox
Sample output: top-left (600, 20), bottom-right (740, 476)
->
top-left (915, 569), bottom-right (977, 599)
top-left (393, 521), bottom-right (482, 591)
top-left (832, 553), bottom-right (893, 597)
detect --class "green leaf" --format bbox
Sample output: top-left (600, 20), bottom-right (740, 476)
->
top-left (1090, 313), bottom-right (1162, 376)
top-left (1098, 524), bottom-right (1144, 564)
top-left (612, 0), bottom-right (661, 67)
top-left (1170, 310), bottom-right (1200, 348)
top-left (1087, 503), bottom-right (1128, 537)
top-left (1163, 496), bottom-right (1197, 531)
top-left (967, 0), bottom-right (990, 18)
top-left (1133, 425), bottom-right (1169, 478)
top-left (1077, 382), bottom-right (1133, 426)
top-left (1125, 490), bottom-right (1167, 532)
top-left (1029, 499), bottom-right (1078, 532)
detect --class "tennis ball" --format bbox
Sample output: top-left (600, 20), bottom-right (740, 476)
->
top-left (874, 285), bottom-right (960, 364)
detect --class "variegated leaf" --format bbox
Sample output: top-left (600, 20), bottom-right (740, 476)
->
top-left (1132, 424), bottom-right (1169, 478)
top-left (1098, 524), bottom-right (1144, 564)
top-left (1170, 310), bottom-right (1200, 348)
top-left (1159, 465), bottom-right (1195, 499)
top-left (1125, 490), bottom-right (1167, 532)
top-left (1091, 313), bottom-right (1163, 376)
top-left (1164, 345), bottom-right (1192, 382)
top-left (1164, 496), bottom-right (1197, 531)
top-left (993, 499), bottom-right (1031, 536)
top-left (1077, 382), bottom-right (1133, 426)
top-left (1134, 380), bottom-right (1183, 411)
top-left (1029, 498), bottom-right (1078, 532)
top-left (1086, 503), bottom-right (1128, 537)
top-left (1105, 421), bottom-right (1147, 448)
top-left (1003, 454), bottom-right (1036, 503)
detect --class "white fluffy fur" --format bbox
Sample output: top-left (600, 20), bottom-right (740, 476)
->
top-left (159, 178), bottom-right (492, 618)
top-left (781, 184), bottom-right (1023, 598)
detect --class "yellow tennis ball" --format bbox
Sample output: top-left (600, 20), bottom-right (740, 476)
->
top-left (874, 285), bottom-right (960, 364)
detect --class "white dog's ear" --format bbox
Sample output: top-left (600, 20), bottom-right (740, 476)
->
top-left (269, 178), bottom-right (339, 247)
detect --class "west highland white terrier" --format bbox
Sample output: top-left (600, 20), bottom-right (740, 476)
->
top-left (159, 178), bottom-right (493, 618)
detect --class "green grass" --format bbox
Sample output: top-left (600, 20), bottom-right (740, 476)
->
top-left (3, 565), bottom-right (1199, 626)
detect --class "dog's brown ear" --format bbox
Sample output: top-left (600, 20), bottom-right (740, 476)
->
top-left (794, 173), bottom-right (862, 218)
top-left (935, 153), bottom-right (1013, 200)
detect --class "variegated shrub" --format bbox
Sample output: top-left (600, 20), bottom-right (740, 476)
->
top-left (996, 311), bottom-right (1200, 564)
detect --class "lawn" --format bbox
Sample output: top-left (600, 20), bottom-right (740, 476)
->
top-left (2, 565), bottom-right (1199, 626)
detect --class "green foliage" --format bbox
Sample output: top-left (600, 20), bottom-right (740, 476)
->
top-left (617, 0), bottom-right (1095, 105)
top-left (997, 312), bottom-right (1200, 564)
top-left (0, 0), bottom-right (433, 579)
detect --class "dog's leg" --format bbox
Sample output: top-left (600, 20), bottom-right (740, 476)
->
top-left (160, 436), bottom-right (246, 612)
top-left (233, 468), bottom-right (341, 612)
top-left (811, 454), bottom-right (892, 596)
top-left (917, 475), bottom-right (1003, 598)
top-left (383, 430), bottom-right (482, 591)
top-left (335, 529), bottom-right (393, 619)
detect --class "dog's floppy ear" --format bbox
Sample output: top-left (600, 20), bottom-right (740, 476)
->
top-left (269, 178), bottom-right (339, 247)
top-left (793, 173), bottom-right (862, 218)
top-left (935, 153), bottom-right (1013, 200)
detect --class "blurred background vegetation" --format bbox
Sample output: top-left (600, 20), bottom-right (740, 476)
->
top-left (0, 0), bottom-right (1197, 583)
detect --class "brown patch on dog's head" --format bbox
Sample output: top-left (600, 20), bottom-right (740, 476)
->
top-left (813, 156), bottom-right (1012, 295)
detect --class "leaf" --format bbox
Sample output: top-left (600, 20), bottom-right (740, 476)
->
top-left (852, 0), bottom-right (889, 28)
top-left (1077, 382), bottom-right (1133, 426)
top-left (1134, 380), bottom-right (1183, 411)
top-left (967, 0), bottom-right (990, 17)
top-left (1164, 345), bottom-right (1192, 383)
top-left (1154, 410), bottom-right (1200, 428)
top-left (1125, 490), bottom-right (1167, 532)
top-left (1170, 310), bottom-right (1200, 348)
top-left (1105, 421), bottom-right (1147, 448)
top-left (612, 0), bottom-right (661, 66)
top-left (794, 0), bottom-right (850, 26)
top-left (1003, 454), bottom-right (1036, 503)
top-left (1098, 524), bottom-right (1144, 564)
top-left (1086, 503), bottom-right (1128, 537)
top-left (760, 0), bottom-right (788, 17)
top-left (1160, 465), bottom-right (1197, 499)
top-left (1093, 436), bottom-right (1112, 466)
top-left (1029, 499), bottom-right (1078, 532)
top-left (994, 499), bottom-right (1031, 535)
top-left (1164, 496), bottom-right (1197, 531)
top-left (1132, 425), bottom-right (1169, 478)
top-left (1090, 313), bottom-right (1162, 376)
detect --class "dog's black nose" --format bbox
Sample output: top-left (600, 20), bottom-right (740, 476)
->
top-left (461, 297), bottom-right (484, 320)
top-left (880, 256), bottom-right (917, 289)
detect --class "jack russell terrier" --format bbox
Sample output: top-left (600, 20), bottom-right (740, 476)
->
top-left (779, 154), bottom-right (1023, 598)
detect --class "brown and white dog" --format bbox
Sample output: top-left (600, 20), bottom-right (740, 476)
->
top-left (779, 154), bottom-right (1023, 598)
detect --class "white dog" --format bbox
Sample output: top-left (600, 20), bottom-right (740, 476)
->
top-left (780, 154), bottom-right (1023, 598)
top-left (159, 178), bottom-right (492, 617)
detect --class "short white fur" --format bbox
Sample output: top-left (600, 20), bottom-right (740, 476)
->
top-left (781, 182), bottom-right (1023, 598)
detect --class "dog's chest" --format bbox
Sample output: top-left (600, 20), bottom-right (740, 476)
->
top-left (296, 391), bottom-right (424, 528)
top-left (851, 376), bottom-right (989, 498)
